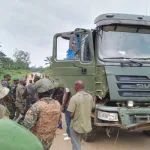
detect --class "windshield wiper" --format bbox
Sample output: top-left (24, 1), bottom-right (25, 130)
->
top-left (103, 57), bottom-right (143, 66)
top-left (127, 59), bottom-right (143, 66)
top-left (131, 58), bottom-right (150, 60)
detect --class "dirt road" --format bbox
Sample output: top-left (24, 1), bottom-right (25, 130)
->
top-left (27, 72), bottom-right (41, 85)
top-left (51, 115), bottom-right (150, 150)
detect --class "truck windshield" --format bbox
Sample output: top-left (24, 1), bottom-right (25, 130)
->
top-left (98, 25), bottom-right (150, 60)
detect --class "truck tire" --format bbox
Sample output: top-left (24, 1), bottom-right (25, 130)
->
top-left (143, 130), bottom-right (150, 136)
top-left (83, 118), bottom-right (97, 142)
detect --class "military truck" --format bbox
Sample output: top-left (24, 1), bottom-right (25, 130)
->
top-left (51, 13), bottom-right (150, 141)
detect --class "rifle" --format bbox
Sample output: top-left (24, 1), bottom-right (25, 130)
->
top-left (14, 114), bottom-right (23, 123)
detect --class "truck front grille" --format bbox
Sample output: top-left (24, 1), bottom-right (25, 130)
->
top-left (116, 75), bottom-right (150, 97)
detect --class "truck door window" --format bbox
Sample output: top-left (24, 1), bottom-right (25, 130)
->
top-left (56, 33), bottom-right (79, 61)
top-left (81, 34), bottom-right (91, 62)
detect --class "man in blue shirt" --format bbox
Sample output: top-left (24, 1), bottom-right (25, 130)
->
top-left (66, 34), bottom-right (79, 60)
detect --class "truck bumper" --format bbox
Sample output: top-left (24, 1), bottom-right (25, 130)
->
top-left (95, 105), bottom-right (150, 131)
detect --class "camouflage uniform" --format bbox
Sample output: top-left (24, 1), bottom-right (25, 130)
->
top-left (0, 104), bottom-right (10, 119)
top-left (11, 84), bottom-right (17, 99)
top-left (11, 78), bottom-right (19, 100)
top-left (1, 80), bottom-right (15, 119)
top-left (23, 97), bottom-right (61, 150)
top-left (15, 83), bottom-right (26, 117)
top-left (23, 84), bottom-right (38, 114)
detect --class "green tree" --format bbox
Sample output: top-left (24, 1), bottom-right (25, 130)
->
top-left (30, 66), bottom-right (43, 72)
top-left (13, 49), bottom-right (30, 69)
top-left (0, 51), bottom-right (14, 69)
top-left (44, 56), bottom-right (51, 68)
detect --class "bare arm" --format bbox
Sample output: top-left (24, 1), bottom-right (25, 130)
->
top-left (62, 92), bottom-right (70, 107)
top-left (62, 88), bottom-right (70, 112)
top-left (70, 112), bottom-right (74, 119)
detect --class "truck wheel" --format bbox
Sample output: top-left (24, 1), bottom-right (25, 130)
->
top-left (83, 118), bottom-right (97, 142)
top-left (143, 130), bottom-right (150, 136)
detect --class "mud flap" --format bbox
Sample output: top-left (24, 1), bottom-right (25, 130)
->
top-left (128, 122), bottom-right (150, 132)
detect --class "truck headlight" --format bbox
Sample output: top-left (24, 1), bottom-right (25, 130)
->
top-left (128, 101), bottom-right (134, 107)
top-left (98, 111), bottom-right (118, 121)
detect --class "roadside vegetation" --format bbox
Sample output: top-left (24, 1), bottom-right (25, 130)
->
top-left (0, 49), bottom-right (31, 83)
top-left (0, 46), bottom-right (52, 83)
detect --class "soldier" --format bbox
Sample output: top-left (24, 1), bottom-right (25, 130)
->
top-left (15, 78), bottom-right (27, 119)
top-left (11, 78), bottom-right (19, 100)
top-left (23, 76), bottom-right (40, 114)
top-left (1, 74), bottom-right (15, 119)
top-left (67, 80), bottom-right (94, 150)
top-left (0, 83), bottom-right (10, 119)
top-left (11, 78), bottom-right (19, 119)
top-left (23, 78), bottom-right (61, 150)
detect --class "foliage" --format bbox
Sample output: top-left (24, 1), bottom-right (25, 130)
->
top-left (0, 46), bottom-right (53, 83)
top-left (0, 47), bottom-right (31, 84)
top-left (13, 49), bottom-right (30, 69)
top-left (0, 69), bottom-right (31, 84)
top-left (44, 56), bottom-right (51, 68)
top-left (30, 66), bottom-right (43, 72)
top-left (0, 49), bottom-right (31, 70)
top-left (40, 66), bottom-right (52, 77)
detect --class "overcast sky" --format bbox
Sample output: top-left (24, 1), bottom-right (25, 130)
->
top-left (0, 0), bottom-right (149, 67)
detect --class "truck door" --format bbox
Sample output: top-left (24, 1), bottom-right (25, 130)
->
top-left (51, 28), bottom-right (95, 95)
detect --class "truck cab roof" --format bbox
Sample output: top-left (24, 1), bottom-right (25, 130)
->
top-left (94, 13), bottom-right (150, 27)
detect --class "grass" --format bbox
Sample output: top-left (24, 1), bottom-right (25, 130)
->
top-left (0, 69), bottom-right (31, 84)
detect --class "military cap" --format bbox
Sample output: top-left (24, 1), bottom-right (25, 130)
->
top-left (13, 77), bottom-right (19, 81)
top-left (34, 78), bottom-right (56, 93)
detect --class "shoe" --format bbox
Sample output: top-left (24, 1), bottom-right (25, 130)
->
top-left (64, 136), bottom-right (71, 141)
top-left (63, 133), bottom-right (68, 136)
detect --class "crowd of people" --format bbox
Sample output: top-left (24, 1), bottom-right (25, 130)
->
top-left (0, 73), bottom-right (94, 150)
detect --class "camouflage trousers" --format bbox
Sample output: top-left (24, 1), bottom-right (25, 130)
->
top-left (42, 139), bottom-right (53, 150)
top-left (4, 101), bottom-right (15, 119)
top-left (14, 107), bottom-right (24, 125)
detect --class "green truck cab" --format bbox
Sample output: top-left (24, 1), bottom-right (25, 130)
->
top-left (51, 13), bottom-right (150, 141)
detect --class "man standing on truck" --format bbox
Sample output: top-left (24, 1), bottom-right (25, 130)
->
top-left (66, 33), bottom-right (80, 60)
top-left (68, 80), bottom-right (93, 150)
